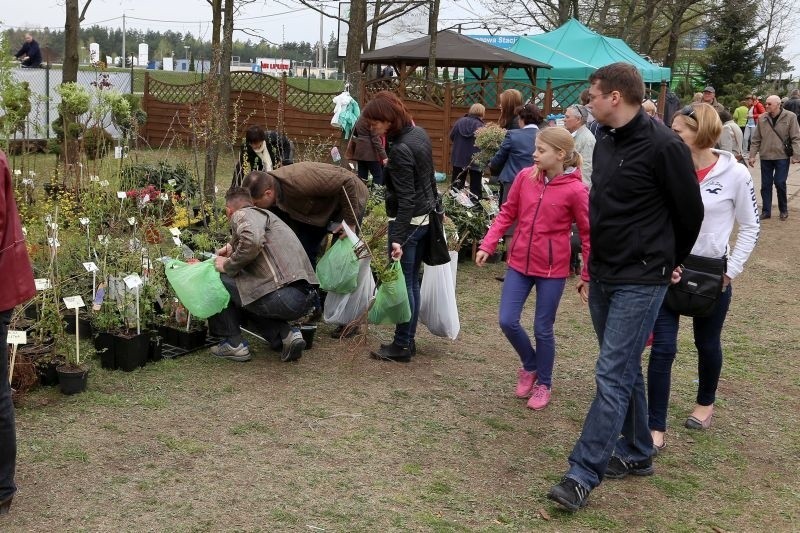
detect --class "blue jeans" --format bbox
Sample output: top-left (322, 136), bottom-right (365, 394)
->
top-left (759, 158), bottom-right (789, 215)
top-left (208, 275), bottom-right (315, 342)
top-left (389, 222), bottom-right (429, 347)
top-left (358, 160), bottom-right (384, 186)
top-left (647, 285), bottom-right (733, 431)
top-left (566, 282), bottom-right (667, 490)
top-left (0, 309), bottom-right (16, 503)
top-left (498, 267), bottom-right (566, 387)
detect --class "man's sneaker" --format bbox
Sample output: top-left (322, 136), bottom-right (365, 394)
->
top-left (605, 455), bottom-right (654, 479)
top-left (547, 477), bottom-right (590, 512)
top-left (370, 342), bottom-right (412, 363)
top-left (515, 368), bottom-right (537, 398)
top-left (210, 340), bottom-right (251, 362)
top-left (281, 328), bottom-right (305, 362)
top-left (527, 384), bottom-right (552, 410)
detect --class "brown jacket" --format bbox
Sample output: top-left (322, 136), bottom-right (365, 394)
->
top-left (751, 109), bottom-right (800, 161)
top-left (223, 206), bottom-right (318, 306)
top-left (345, 117), bottom-right (387, 162)
top-left (266, 162), bottom-right (368, 230)
top-left (0, 150), bottom-right (35, 311)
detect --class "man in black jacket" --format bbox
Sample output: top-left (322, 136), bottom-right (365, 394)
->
top-left (14, 34), bottom-right (42, 68)
top-left (547, 63), bottom-right (704, 512)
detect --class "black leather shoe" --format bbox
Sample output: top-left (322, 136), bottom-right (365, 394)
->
top-left (380, 339), bottom-right (416, 357)
top-left (370, 343), bottom-right (412, 363)
top-left (0, 495), bottom-right (13, 515)
top-left (780, 212), bottom-right (788, 220)
top-left (760, 213), bottom-right (771, 220)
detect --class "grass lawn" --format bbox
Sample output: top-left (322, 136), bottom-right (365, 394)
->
top-left (3, 160), bottom-right (799, 531)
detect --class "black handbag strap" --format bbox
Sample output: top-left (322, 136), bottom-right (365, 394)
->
top-left (765, 111), bottom-right (789, 145)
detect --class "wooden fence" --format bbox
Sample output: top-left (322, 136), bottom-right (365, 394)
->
top-left (142, 71), bottom-right (667, 172)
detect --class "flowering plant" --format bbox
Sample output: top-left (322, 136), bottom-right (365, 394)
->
top-left (472, 123), bottom-right (507, 167)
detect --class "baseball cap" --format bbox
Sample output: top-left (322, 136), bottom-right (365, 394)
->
top-left (703, 86), bottom-right (715, 93)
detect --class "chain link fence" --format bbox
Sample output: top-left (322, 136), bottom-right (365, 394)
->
top-left (8, 66), bottom-right (133, 140)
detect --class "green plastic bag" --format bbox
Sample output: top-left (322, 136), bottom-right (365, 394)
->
top-left (316, 237), bottom-right (359, 294)
top-left (164, 258), bottom-right (231, 319)
top-left (368, 261), bottom-right (411, 325)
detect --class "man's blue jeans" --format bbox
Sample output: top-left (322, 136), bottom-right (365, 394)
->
top-left (759, 158), bottom-right (789, 216)
top-left (498, 267), bottom-right (566, 387)
top-left (647, 285), bottom-right (733, 432)
top-left (0, 309), bottom-right (16, 503)
top-left (566, 282), bottom-right (667, 490)
top-left (389, 222), bottom-right (429, 348)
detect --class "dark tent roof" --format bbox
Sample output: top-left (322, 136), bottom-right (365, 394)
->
top-left (360, 30), bottom-right (551, 70)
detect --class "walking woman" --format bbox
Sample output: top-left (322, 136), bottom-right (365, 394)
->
top-left (449, 103), bottom-right (486, 198)
top-left (648, 103), bottom-right (760, 452)
top-left (361, 91), bottom-right (436, 362)
top-left (476, 127), bottom-right (591, 410)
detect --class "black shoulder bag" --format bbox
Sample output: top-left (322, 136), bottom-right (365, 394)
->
top-left (664, 254), bottom-right (726, 317)
top-left (422, 169), bottom-right (451, 266)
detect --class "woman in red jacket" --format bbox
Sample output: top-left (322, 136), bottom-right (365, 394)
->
top-left (476, 127), bottom-right (590, 410)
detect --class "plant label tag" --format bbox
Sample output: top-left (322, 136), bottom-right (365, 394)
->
top-left (127, 217), bottom-right (136, 226)
top-left (181, 245), bottom-right (194, 259)
top-left (160, 193), bottom-right (169, 201)
top-left (142, 194), bottom-right (150, 204)
top-left (142, 257), bottom-right (152, 269)
top-left (168, 179), bottom-right (176, 186)
top-left (114, 146), bottom-right (123, 159)
top-left (83, 261), bottom-right (99, 272)
top-left (63, 295), bottom-right (86, 309)
top-left (128, 238), bottom-right (141, 251)
top-left (93, 286), bottom-right (105, 310)
top-left (47, 237), bottom-right (60, 247)
top-left (214, 185), bottom-right (219, 193)
top-left (117, 191), bottom-right (127, 199)
top-left (98, 235), bottom-right (109, 244)
top-left (172, 236), bottom-right (182, 246)
top-left (45, 214), bottom-right (52, 223)
top-left (49, 222), bottom-right (58, 230)
top-left (124, 273), bottom-right (143, 289)
top-left (13, 169), bottom-right (21, 176)
top-left (90, 175), bottom-right (99, 182)
top-left (79, 217), bottom-right (90, 226)
top-left (7, 330), bottom-right (26, 345)
top-left (22, 178), bottom-right (33, 186)
top-left (100, 180), bottom-right (109, 187)
top-left (169, 227), bottom-right (181, 237)
top-left (21, 226), bottom-right (27, 236)
top-left (34, 278), bottom-right (52, 290)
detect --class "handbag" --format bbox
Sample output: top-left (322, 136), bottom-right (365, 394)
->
top-left (664, 254), bottom-right (726, 317)
top-left (423, 199), bottom-right (451, 266)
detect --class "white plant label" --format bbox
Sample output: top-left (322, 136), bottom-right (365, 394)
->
top-left (142, 194), bottom-right (151, 204)
top-left (172, 236), bottom-right (182, 246)
top-left (47, 237), bottom-right (60, 247)
top-left (127, 217), bottom-right (137, 226)
top-left (34, 278), bottom-right (52, 290)
top-left (63, 295), bottom-right (86, 309)
top-left (117, 191), bottom-right (127, 199)
top-left (90, 175), bottom-right (99, 182)
top-left (21, 227), bottom-right (27, 236)
top-left (169, 227), bottom-right (181, 237)
top-left (83, 261), bottom-right (99, 272)
top-left (160, 193), bottom-right (169, 201)
top-left (98, 235), bottom-right (109, 244)
top-left (49, 222), bottom-right (58, 230)
top-left (168, 179), bottom-right (176, 186)
top-left (45, 215), bottom-right (52, 223)
top-left (79, 217), bottom-right (90, 226)
top-left (142, 257), bottom-right (152, 269)
top-left (100, 180), bottom-right (110, 187)
top-left (13, 169), bottom-right (21, 176)
top-left (7, 330), bottom-right (26, 345)
top-left (124, 273), bottom-right (143, 289)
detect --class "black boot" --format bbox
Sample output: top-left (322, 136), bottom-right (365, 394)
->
top-left (370, 342), bottom-right (412, 363)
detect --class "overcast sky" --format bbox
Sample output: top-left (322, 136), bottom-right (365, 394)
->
top-left (3, 0), bottom-right (800, 75)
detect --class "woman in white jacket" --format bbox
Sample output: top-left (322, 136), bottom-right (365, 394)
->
top-left (647, 103), bottom-right (760, 454)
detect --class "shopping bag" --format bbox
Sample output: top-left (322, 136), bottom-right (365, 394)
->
top-left (164, 258), bottom-right (230, 319)
top-left (315, 222), bottom-right (359, 294)
top-left (324, 257), bottom-right (375, 325)
top-left (419, 260), bottom-right (460, 340)
top-left (368, 261), bottom-right (411, 325)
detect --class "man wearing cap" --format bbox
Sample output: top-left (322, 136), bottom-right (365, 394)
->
top-left (748, 94), bottom-right (800, 221)
top-left (701, 86), bottom-right (725, 113)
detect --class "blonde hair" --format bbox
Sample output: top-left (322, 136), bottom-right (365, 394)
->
top-left (692, 92), bottom-right (703, 103)
top-left (468, 103), bottom-right (486, 117)
top-left (642, 99), bottom-right (657, 117)
top-left (535, 127), bottom-right (583, 173)
top-left (672, 103), bottom-right (722, 150)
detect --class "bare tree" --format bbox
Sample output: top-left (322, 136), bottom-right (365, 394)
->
top-left (63, 0), bottom-right (93, 84)
top-left (756, 0), bottom-right (797, 80)
top-left (427, 0), bottom-right (441, 81)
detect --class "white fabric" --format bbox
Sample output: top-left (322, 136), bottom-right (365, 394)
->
top-left (253, 142), bottom-right (273, 171)
top-left (331, 92), bottom-right (353, 129)
top-left (691, 150), bottom-right (760, 279)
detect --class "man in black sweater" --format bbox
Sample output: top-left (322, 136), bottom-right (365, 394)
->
top-left (547, 63), bottom-right (704, 512)
top-left (15, 34), bottom-right (42, 68)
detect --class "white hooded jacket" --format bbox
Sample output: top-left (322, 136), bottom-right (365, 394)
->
top-left (692, 150), bottom-right (760, 279)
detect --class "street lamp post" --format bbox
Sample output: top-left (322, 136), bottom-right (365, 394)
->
top-left (184, 45), bottom-right (190, 70)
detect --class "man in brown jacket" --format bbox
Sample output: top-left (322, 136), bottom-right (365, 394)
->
top-left (748, 94), bottom-right (800, 220)
top-left (242, 162), bottom-right (368, 267)
top-left (210, 188), bottom-right (318, 363)
top-left (1, 149), bottom-right (36, 515)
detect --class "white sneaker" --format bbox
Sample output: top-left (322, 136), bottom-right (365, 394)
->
top-left (281, 329), bottom-right (305, 362)
top-left (210, 340), bottom-right (251, 362)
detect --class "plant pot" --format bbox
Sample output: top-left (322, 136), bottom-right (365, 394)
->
top-left (64, 313), bottom-right (93, 337)
top-left (18, 338), bottom-right (55, 363)
top-left (56, 364), bottom-right (89, 395)
top-left (300, 325), bottom-right (316, 350)
top-left (113, 332), bottom-right (151, 371)
top-left (159, 325), bottom-right (207, 350)
top-left (148, 335), bottom-right (163, 362)
top-left (36, 358), bottom-right (64, 386)
top-left (94, 332), bottom-right (116, 370)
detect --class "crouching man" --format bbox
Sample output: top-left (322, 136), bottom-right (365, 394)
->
top-left (209, 187), bottom-right (319, 362)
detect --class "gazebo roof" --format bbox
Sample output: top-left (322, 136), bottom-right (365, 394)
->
top-left (360, 30), bottom-right (551, 70)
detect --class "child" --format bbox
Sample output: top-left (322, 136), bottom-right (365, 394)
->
top-left (476, 127), bottom-right (591, 410)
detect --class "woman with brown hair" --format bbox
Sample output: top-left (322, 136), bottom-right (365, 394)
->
top-left (499, 89), bottom-right (523, 130)
top-left (360, 91), bottom-right (437, 362)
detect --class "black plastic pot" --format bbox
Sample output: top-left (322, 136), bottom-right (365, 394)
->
top-left (94, 332), bottom-right (116, 370)
top-left (56, 364), bottom-right (89, 395)
top-left (148, 336), bottom-right (163, 362)
top-left (159, 325), bottom-right (207, 350)
top-left (300, 325), bottom-right (317, 350)
top-left (37, 359), bottom-right (63, 386)
top-left (64, 313), bottom-right (93, 337)
top-left (114, 332), bottom-right (151, 371)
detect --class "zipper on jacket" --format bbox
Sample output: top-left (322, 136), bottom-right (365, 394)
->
top-left (548, 239), bottom-right (553, 276)
top-left (523, 181), bottom-right (548, 274)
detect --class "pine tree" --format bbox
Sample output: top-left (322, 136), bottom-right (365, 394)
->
top-left (702, 0), bottom-right (762, 96)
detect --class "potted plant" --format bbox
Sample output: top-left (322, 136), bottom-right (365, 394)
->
top-left (55, 331), bottom-right (89, 395)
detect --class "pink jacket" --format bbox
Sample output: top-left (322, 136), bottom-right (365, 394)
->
top-left (480, 165), bottom-right (590, 280)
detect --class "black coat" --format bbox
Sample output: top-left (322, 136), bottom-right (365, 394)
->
top-left (232, 130), bottom-right (293, 186)
top-left (589, 108), bottom-right (704, 284)
top-left (384, 125), bottom-right (437, 244)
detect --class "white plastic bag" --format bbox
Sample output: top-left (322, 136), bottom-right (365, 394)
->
top-left (419, 259), bottom-right (460, 340)
top-left (323, 222), bottom-right (376, 325)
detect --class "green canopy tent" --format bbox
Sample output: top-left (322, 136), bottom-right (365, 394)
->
top-left (504, 19), bottom-right (671, 87)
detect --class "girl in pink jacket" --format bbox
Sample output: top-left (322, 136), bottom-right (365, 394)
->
top-left (476, 127), bottom-right (591, 410)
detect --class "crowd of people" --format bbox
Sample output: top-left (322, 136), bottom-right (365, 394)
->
top-left (8, 58), bottom-right (799, 516)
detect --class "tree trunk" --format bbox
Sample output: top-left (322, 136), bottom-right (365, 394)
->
top-left (345, 0), bottom-right (367, 95)
top-left (426, 0), bottom-right (441, 81)
top-left (63, 0), bottom-right (80, 84)
top-left (637, 0), bottom-right (659, 54)
top-left (204, 0), bottom-right (222, 197)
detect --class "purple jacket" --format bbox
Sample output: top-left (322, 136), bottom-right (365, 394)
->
top-left (449, 114), bottom-right (484, 169)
